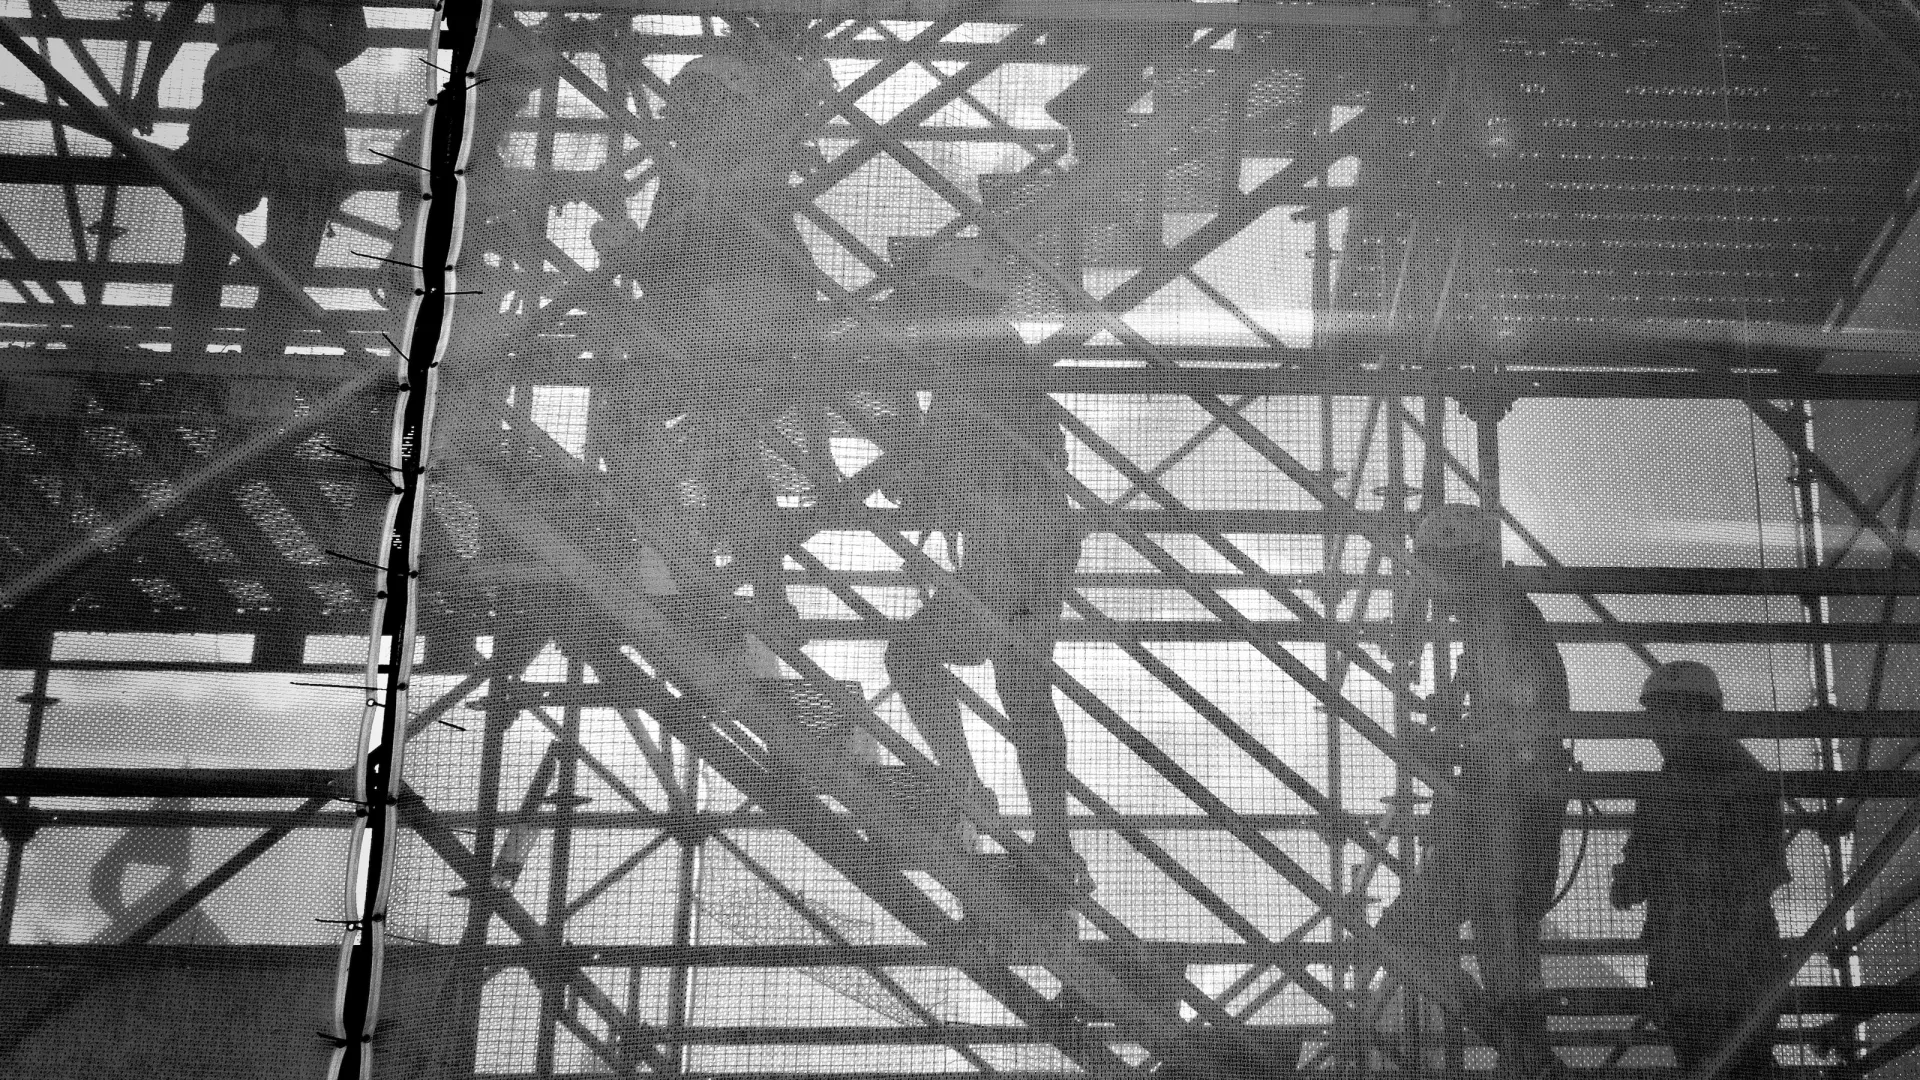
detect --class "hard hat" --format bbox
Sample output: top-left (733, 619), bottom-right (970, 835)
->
top-left (1639, 660), bottom-right (1724, 712)
top-left (1410, 504), bottom-right (1500, 565)
top-left (922, 238), bottom-right (1011, 297)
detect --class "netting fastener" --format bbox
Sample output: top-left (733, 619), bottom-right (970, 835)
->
top-left (315, 917), bottom-right (365, 929)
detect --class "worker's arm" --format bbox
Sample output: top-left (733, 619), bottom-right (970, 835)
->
top-left (1610, 795), bottom-right (1653, 909)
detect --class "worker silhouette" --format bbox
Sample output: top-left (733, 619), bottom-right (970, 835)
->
top-left (882, 238), bottom-right (1085, 920)
top-left (1612, 661), bottom-right (1788, 1079)
top-left (1362, 504), bottom-right (1573, 1080)
top-left (88, 798), bottom-right (227, 945)
top-left (1045, 16), bottom-right (1185, 192)
top-left (167, 2), bottom-right (369, 360)
top-left (593, 15), bottom-right (836, 622)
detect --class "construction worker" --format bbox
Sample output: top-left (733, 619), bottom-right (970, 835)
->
top-left (159, 2), bottom-right (369, 360)
top-left (1364, 503), bottom-right (1573, 1079)
top-left (87, 798), bottom-right (227, 945)
top-left (1612, 661), bottom-right (1789, 1078)
top-left (594, 15), bottom-right (837, 621)
top-left (882, 238), bottom-right (1085, 916)
top-left (1045, 15), bottom-right (1186, 200)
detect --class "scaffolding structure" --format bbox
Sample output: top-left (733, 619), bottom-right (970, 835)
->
top-left (2, 0), bottom-right (1920, 1077)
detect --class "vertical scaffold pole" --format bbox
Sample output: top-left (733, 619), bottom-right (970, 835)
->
top-left (0, 629), bottom-right (54, 944)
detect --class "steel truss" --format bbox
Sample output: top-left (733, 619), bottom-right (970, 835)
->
top-left (3, 0), bottom-right (1920, 1078)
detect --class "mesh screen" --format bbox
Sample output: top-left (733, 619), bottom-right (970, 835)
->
top-left (0, 0), bottom-right (429, 1074)
top-left (3, 0), bottom-right (1920, 1077)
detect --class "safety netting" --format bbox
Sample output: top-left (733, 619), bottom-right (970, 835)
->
top-left (1, 1), bottom-right (1919, 1079)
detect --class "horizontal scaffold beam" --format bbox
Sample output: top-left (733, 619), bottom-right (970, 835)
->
top-left (0, 805), bottom-right (1856, 833)
top-left (0, 156), bottom-right (409, 191)
top-left (756, 566), bottom-right (1920, 595)
top-left (3, 766), bottom-right (1902, 802)
top-left (0, 767), bottom-right (350, 799)
top-left (0, 0), bottom-right (1455, 28)
top-left (455, 1069), bottom-right (1875, 1080)
top-left (0, 938), bottom-right (1886, 969)
top-left (446, 0), bottom-right (1462, 27)
top-left (493, 685), bottom-right (1920, 737)
top-left (784, 617), bottom-right (1920, 645)
top-left (4, 347), bottom-right (1912, 401)
top-left (6, 595), bottom-right (1919, 652)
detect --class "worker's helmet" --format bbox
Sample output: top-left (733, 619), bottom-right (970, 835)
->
top-left (923, 238), bottom-right (1012, 297)
top-left (1410, 504), bottom-right (1501, 569)
top-left (1639, 660), bottom-right (1725, 712)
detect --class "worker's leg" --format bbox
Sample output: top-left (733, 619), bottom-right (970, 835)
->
top-left (1659, 969), bottom-right (1779, 1078)
top-left (249, 172), bottom-right (342, 360)
top-left (1472, 770), bottom-right (1567, 1079)
top-left (994, 646), bottom-right (1071, 867)
top-left (172, 72), bottom-right (261, 359)
top-left (176, 197), bottom-right (249, 358)
top-left (992, 529), bottom-right (1081, 871)
top-left (1342, 862), bottom-right (1473, 1069)
top-left (1370, 865), bottom-right (1474, 997)
top-left (885, 595), bottom-right (990, 791)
